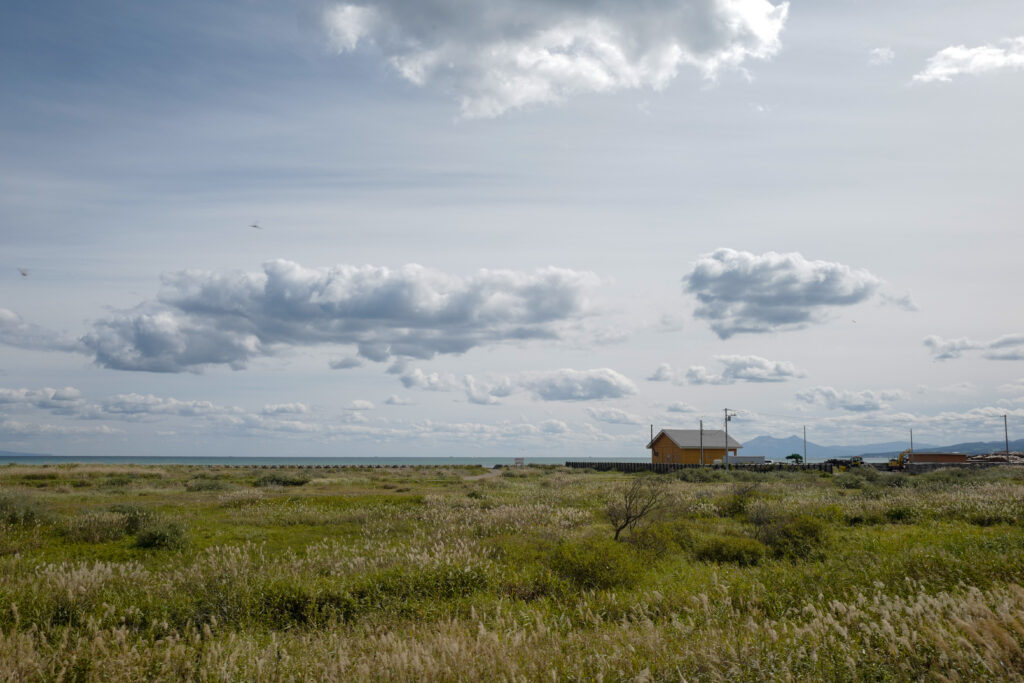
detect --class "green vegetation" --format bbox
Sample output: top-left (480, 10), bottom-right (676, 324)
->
top-left (1, 462), bottom-right (1024, 680)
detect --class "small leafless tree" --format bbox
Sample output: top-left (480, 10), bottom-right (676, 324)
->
top-left (606, 477), bottom-right (667, 541)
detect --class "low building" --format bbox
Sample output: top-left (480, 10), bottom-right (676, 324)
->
top-left (647, 429), bottom-right (742, 465)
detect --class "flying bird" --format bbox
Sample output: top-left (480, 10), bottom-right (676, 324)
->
top-left (18, 268), bottom-right (29, 277)
top-left (250, 222), bottom-right (263, 230)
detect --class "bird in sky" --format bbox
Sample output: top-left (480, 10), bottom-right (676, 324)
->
top-left (18, 268), bottom-right (29, 277)
top-left (250, 222), bottom-right (262, 230)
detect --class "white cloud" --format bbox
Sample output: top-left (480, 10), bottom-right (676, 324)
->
top-left (585, 406), bottom-right (643, 425)
top-left (399, 368), bottom-right (460, 392)
top-left (0, 308), bottom-right (84, 354)
top-left (325, 5), bottom-right (378, 52)
top-left (666, 401), bottom-right (696, 413)
top-left (0, 387), bottom-right (87, 415)
top-left (521, 368), bottom-right (636, 401)
top-left (924, 333), bottom-right (1024, 361)
top-left (261, 403), bottom-right (310, 415)
top-left (0, 420), bottom-right (122, 437)
top-left (914, 37), bottom-right (1024, 83)
top-left (62, 260), bottom-right (596, 373)
top-left (683, 249), bottom-right (883, 338)
top-left (348, 400), bottom-right (375, 411)
top-left (879, 292), bottom-right (919, 312)
top-left (540, 419), bottom-right (569, 434)
top-left (383, 394), bottom-right (414, 406)
top-left (464, 375), bottom-right (514, 405)
top-left (868, 47), bottom-right (894, 66)
top-left (685, 354), bottom-right (803, 384)
top-left (795, 386), bottom-right (906, 412)
top-left (647, 363), bottom-right (676, 382)
top-left (324, 0), bottom-right (789, 118)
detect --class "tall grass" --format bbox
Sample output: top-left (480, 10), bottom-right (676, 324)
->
top-left (0, 464), bottom-right (1022, 680)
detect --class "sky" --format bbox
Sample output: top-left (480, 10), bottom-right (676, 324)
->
top-left (1, 0), bottom-right (1023, 458)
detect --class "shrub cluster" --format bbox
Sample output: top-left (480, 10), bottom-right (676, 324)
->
top-left (548, 537), bottom-right (639, 589)
top-left (695, 535), bottom-right (766, 566)
top-left (254, 473), bottom-right (310, 487)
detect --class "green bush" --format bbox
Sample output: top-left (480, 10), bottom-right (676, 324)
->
top-left (834, 473), bottom-right (867, 489)
top-left (0, 490), bottom-right (47, 524)
top-left (134, 519), bottom-right (187, 549)
top-left (185, 477), bottom-right (228, 492)
top-left (675, 468), bottom-right (733, 483)
top-left (695, 535), bottom-right (766, 566)
top-left (253, 473), bottom-right (310, 487)
top-left (63, 511), bottom-right (129, 543)
top-left (629, 520), bottom-right (693, 558)
top-left (718, 484), bottom-right (761, 517)
top-left (107, 504), bottom-right (154, 533)
top-left (548, 537), bottom-right (640, 589)
top-left (884, 506), bottom-right (917, 523)
top-left (757, 515), bottom-right (825, 560)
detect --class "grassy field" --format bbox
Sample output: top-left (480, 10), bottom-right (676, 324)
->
top-left (2, 463), bottom-right (1024, 681)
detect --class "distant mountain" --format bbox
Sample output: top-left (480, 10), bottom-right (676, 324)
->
top-left (858, 438), bottom-right (1024, 460)
top-left (0, 449), bottom-right (53, 459)
top-left (742, 435), bottom-right (937, 461)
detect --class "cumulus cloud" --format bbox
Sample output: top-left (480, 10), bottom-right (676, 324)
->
top-left (540, 419), bottom-right (569, 434)
top-left (795, 386), bottom-right (906, 412)
top-left (868, 47), bottom-right (894, 65)
top-left (329, 356), bottom-right (363, 370)
top-left (324, 0), bottom-right (789, 118)
top-left (521, 368), bottom-right (636, 401)
top-left (683, 249), bottom-right (883, 338)
top-left (66, 260), bottom-right (596, 373)
top-left (0, 308), bottom-right (85, 354)
top-left (924, 333), bottom-right (1024, 361)
top-left (348, 400), bottom-right (375, 411)
top-left (0, 387), bottom-right (86, 415)
top-left (647, 363), bottom-right (675, 382)
top-left (685, 354), bottom-right (802, 385)
top-left (399, 368), bottom-right (460, 392)
top-left (914, 37), bottom-right (1024, 83)
top-left (666, 401), bottom-right (696, 413)
top-left (261, 403), bottom-right (310, 415)
top-left (585, 407), bottom-right (643, 425)
top-left (383, 394), bottom-right (414, 406)
top-left (464, 375), bottom-right (515, 405)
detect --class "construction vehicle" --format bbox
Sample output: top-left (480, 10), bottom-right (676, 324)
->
top-left (825, 455), bottom-right (863, 472)
top-left (888, 449), bottom-right (912, 471)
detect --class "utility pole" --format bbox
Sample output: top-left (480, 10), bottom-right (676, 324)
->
top-left (724, 409), bottom-right (735, 467)
top-left (910, 428), bottom-right (914, 453)
top-left (700, 419), bottom-right (704, 466)
top-left (803, 426), bottom-right (807, 465)
top-left (1006, 415), bottom-right (1011, 463)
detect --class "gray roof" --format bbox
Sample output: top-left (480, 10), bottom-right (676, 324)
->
top-left (647, 429), bottom-right (742, 450)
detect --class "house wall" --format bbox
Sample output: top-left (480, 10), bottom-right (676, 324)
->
top-left (650, 435), bottom-right (736, 465)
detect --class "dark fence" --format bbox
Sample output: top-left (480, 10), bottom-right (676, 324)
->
top-left (564, 461), bottom-right (833, 474)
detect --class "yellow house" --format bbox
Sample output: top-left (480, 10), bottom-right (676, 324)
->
top-left (647, 429), bottom-right (742, 465)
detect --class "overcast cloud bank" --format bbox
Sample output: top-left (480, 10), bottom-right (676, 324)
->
top-left (324, 0), bottom-right (789, 117)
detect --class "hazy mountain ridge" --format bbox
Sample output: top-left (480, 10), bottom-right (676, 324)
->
top-left (743, 435), bottom-right (1022, 461)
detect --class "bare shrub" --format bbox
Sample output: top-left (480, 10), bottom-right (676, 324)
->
top-left (606, 477), bottom-right (667, 541)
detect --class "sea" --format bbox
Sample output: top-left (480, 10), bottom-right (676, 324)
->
top-left (0, 454), bottom-right (650, 468)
